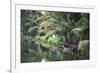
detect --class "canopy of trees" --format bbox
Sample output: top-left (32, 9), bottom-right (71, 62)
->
top-left (21, 10), bottom-right (90, 63)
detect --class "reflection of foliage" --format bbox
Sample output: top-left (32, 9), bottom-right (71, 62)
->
top-left (21, 10), bottom-right (90, 63)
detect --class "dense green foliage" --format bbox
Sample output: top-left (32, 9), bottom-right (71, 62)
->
top-left (21, 10), bottom-right (90, 63)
